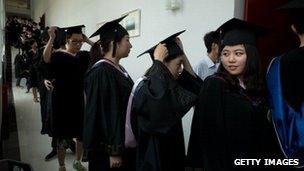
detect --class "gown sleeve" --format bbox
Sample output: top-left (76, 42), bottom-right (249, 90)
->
top-left (133, 61), bottom-right (197, 134)
top-left (83, 66), bottom-right (125, 156)
top-left (177, 70), bottom-right (203, 95)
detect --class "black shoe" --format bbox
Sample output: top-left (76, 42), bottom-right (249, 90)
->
top-left (45, 149), bottom-right (57, 161)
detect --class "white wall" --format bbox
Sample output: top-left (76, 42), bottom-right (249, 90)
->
top-left (31, 0), bottom-right (241, 151)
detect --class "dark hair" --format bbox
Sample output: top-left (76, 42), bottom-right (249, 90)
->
top-left (100, 32), bottom-right (126, 54)
top-left (89, 32), bottom-right (127, 64)
top-left (218, 44), bottom-right (264, 95)
top-left (89, 41), bottom-right (103, 68)
top-left (204, 31), bottom-right (220, 53)
top-left (290, 11), bottom-right (304, 34)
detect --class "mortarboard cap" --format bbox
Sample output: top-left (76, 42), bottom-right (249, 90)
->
top-left (89, 15), bottom-right (129, 57)
top-left (89, 15), bottom-right (128, 39)
top-left (137, 30), bottom-right (186, 61)
top-left (63, 25), bottom-right (85, 35)
top-left (278, 0), bottom-right (304, 9)
top-left (216, 18), bottom-right (268, 46)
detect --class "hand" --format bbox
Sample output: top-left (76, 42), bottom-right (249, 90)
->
top-left (82, 34), bottom-right (94, 46)
top-left (82, 34), bottom-right (89, 43)
top-left (153, 43), bottom-right (168, 62)
top-left (44, 79), bottom-right (54, 91)
top-left (48, 26), bottom-right (57, 40)
top-left (110, 156), bottom-right (122, 168)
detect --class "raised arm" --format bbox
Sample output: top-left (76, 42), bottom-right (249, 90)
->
top-left (176, 37), bottom-right (196, 77)
top-left (43, 26), bottom-right (56, 63)
top-left (83, 34), bottom-right (94, 46)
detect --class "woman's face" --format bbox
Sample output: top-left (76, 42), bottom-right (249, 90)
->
top-left (165, 56), bottom-right (183, 79)
top-left (220, 44), bottom-right (247, 76)
top-left (116, 35), bottom-right (132, 58)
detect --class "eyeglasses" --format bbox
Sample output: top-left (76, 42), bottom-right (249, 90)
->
top-left (69, 40), bottom-right (83, 46)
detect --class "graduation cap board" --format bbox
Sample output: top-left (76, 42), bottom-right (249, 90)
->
top-left (216, 18), bottom-right (268, 46)
top-left (63, 25), bottom-right (85, 35)
top-left (137, 30), bottom-right (186, 61)
top-left (53, 25), bottom-right (85, 49)
top-left (89, 15), bottom-right (129, 56)
top-left (90, 15), bottom-right (128, 39)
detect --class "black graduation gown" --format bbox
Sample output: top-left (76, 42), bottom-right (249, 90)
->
top-left (132, 61), bottom-right (202, 171)
top-left (49, 51), bottom-right (90, 139)
top-left (27, 49), bottom-right (39, 88)
top-left (83, 60), bottom-right (134, 170)
top-left (37, 47), bottom-right (53, 135)
top-left (187, 74), bottom-right (281, 171)
top-left (14, 53), bottom-right (23, 78)
top-left (280, 47), bottom-right (304, 112)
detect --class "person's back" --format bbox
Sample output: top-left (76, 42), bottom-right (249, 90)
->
top-left (266, 0), bottom-right (304, 167)
top-left (279, 7), bottom-right (304, 112)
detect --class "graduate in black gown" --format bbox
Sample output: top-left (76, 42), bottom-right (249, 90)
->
top-left (83, 16), bottom-right (135, 171)
top-left (280, 0), bottom-right (304, 125)
top-left (187, 18), bottom-right (282, 171)
top-left (266, 0), bottom-right (304, 168)
top-left (133, 31), bottom-right (203, 171)
top-left (26, 39), bottom-right (40, 102)
top-left (43, 25), bottom-right (94, 171)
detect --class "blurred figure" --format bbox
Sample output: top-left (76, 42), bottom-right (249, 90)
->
top-left (194, 31), bottom-right (220, 80)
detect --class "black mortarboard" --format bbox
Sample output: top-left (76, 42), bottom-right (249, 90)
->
top-left (216, 18), bottom-right (267, 46)
top-left (52, 25), bottom-right (84, 49)
top-left (63, 25), bottom-right (85, 35)
top-left (89, 15), bottom-right (128, 39)
top-left (89, 15), bottom-right (129, 56)
top-left (278, 0), bottom-right (304, 9)
top-left (137, 30), bottom-right (186, 61)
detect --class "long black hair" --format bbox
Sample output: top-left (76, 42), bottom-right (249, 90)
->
top-left (89, 41), bottom-right (103, 68)
top-left (218, 44), bottom-right (265, 97)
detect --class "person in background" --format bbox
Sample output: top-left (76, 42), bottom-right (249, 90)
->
top-left (14, 50), bottom-right (25, 88)
top-left (194, 31), bottom-right (220, 80)
top-left (27, 39), bottom-right (40, 102)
